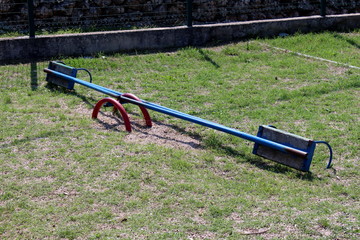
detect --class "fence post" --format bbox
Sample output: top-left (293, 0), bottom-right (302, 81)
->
top-left (321, 0), bottom-right (327, 17)
top-left (27, 0), bottom-right (35, 38)
top-left (186, 0), bottom-right (193, 27)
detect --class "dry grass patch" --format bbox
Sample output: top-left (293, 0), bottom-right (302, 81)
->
top-left (125, 121), bottom-right (201, 150)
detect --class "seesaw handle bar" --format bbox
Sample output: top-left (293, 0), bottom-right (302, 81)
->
top-left (314, 141), bottom-right (333, 169)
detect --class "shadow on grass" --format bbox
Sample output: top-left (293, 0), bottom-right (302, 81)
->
top-left (333, 33), bottom-right (360, 49)
top-left (197, 48), bottom-right (221, 68)
top-left (130, 119), bottom-right (203, 149)
top-left (245, 157), bottom-right (317, 181)
top-left (95, 110), bottom-right (127, 132)
top-left (45, 83), bottom-right (319, 180)
top-left (48, 87), bottom-right (204, 149)
top-left (201, 133), bottom-right (318, 180)
top-left (45, 82), bottom-right (99, 107)
top-left (30, 62), bottom-right (38, 90)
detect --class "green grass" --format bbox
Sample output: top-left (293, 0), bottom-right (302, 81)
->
top-left (0, 31), bottom-right (359, 239)
top-left (262, 31), bottom-right (360, 67)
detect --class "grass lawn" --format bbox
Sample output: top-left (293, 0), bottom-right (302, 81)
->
top-left (0, 30), bottom-right (359, 239)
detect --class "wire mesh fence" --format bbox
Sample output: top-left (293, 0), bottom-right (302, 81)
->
top-left (1, 0), bottom-right (360, 37)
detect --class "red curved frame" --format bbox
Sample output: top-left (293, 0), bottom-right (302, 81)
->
top-left (92, 97), bottom-right (132, 132)
top-left (120, 93), bottom-right (152, 127)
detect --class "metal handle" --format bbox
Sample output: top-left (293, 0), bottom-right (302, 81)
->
top-left (52, 62), bottom-right (93, 83)
top-left (76, 68), bottom-right (93, 83)
top-left (314, 141), bottom-right (333, 169)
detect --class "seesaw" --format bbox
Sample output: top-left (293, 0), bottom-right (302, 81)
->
top-left (44, 61), bottom-right (333, 172)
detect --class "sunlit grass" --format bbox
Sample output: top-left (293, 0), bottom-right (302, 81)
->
top-left (262, 30), bottom-right (360, 67)
top-left (0, 31), bottom-right (359, 239)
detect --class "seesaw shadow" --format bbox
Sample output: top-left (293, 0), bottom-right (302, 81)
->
top-left (45, 84), bottom-right (318, 180)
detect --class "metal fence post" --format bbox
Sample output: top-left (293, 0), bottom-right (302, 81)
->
top-left (27, 0), bottom-right (35, 38)
top-left (186, 0), bottom-right (193, 27)
top-left (321, 0), bottom-right (327, 17)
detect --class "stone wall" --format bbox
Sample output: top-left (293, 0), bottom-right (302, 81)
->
top-left (2, 13), bottom-right (360, 63)
top-left (0, 0), bottom-right (360, 32)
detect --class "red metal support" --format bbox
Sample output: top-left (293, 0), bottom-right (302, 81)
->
top-left (120, 93), bottom-right (152, 127)
top-left (92, 97), bottom-right (132, 132)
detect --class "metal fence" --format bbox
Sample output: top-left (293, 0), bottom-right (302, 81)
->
top-left (1, 0), bottom-right (360, 38)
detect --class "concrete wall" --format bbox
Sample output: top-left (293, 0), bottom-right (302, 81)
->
top-left (1, 13), bottom-right (360, 64)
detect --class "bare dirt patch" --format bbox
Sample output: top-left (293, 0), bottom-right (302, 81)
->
top-left (91, 107), bottom-right (202, 150)
top-left (124, 121), bottom-right (202, 150)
